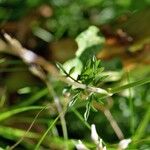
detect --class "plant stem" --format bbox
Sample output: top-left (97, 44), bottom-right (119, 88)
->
top-left (35, 109), bottom-right (65, 150)
top-left (9, 106), bottom-right (48, 150)
top-left (104, 109), bottom-right (124, 140)
top-left (60, 76), bottom-right (111, 96)
top-left (71, 107), bottom-right (91, 130)
top-left (45, 80), bottom-right (68, 150)
top-left (127, 72), bottom-right (135, 135)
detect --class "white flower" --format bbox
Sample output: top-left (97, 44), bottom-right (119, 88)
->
top-left (75, 140), bottom-right (89, 150)
top-left (91, 124), bottom-right (99, 144)
top-left (118, 138), bottom-right (131, 149)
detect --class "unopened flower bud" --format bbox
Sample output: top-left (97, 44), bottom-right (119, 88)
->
top-left (91, 124), bottom-right (99, 144)
top-left (118, 138), bottom-right (131, 149)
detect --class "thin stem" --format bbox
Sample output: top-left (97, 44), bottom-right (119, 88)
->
top-left (104, 109), bottom-right (124, 140)
top-left (9, 106), bottom-right (49, 150)
top-left (93, 100), bottom-right (124, 140)
top-left (60, 75), bottom-right (150, 98)
top-left (60, 76), bottom-right (111, 96)
top-left (127, 72), bottom-right (135, 134)
top-left (35, 108), bottom-right (66, 150)
top-left (45, 80), bottom-right (68, 150)
top-left (71, 107), bottom-right (91, 130)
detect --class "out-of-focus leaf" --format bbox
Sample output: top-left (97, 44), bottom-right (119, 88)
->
top-left (129, 37), bottom-right (150, 52)
top-left (32, 27), bottom-right (53, 42)
top-left (75, 26), bottom-right (105, 64)
top-left (102, 71), bottom-right (123, 82)
top-left (81, 0), bottom-right (103, 7)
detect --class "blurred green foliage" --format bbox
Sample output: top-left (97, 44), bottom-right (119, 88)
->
top-left (0, 0), bottom-right (150, 150)
top-left (0, 0), bottom-right (150, 39)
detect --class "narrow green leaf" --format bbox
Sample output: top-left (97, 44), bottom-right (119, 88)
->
top-left (0, 125), bottom-right (39, 139)
top-left (109, 77), bottom-right (150, 94)
top-left (71, 108), bottom-right (91, 130)
top-left (69, 66), bottom-right (76, 75)
top-left (0, 106), bottom-right (44, 122)
top-left (16, 88), bottom-right (48, 107)
top-left (35, 114), bottom-right (60, 150)
top-left (133, 104), bottom-right (150, 141)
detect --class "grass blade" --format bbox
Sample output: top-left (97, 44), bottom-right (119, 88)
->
top-left (110, 77), bottom-right (150, 94)
top-left (16, 88), bottom-right (48, 107)
top-left (35, 115), bottom-right (60, 150)
top-left (0, 106), bottom-right (44, 121)
top-left (133, 104), bottom-right (150, 141)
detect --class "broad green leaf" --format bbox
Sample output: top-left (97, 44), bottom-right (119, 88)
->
top-left (75, 26), bottom-right (105, 64)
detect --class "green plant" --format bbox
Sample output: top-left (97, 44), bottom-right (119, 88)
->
top-left (0, 26), bottom-right (150, 150)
